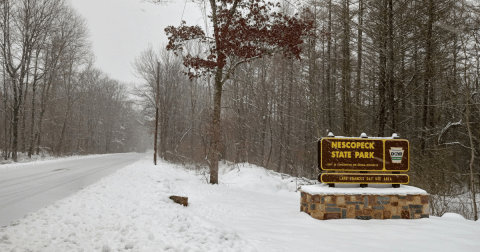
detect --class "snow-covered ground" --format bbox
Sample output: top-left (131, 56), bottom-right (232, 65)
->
top-left (430, 192), bottom-right (480, 221)
top-left (1, 157), bottom-right (479, 251)
top-left (0, 153), bottom-right (118, 172)
top-left (0, 153), bottom-right (146, 227)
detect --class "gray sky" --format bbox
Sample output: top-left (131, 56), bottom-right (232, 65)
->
top-left (69, 0), bottom-right (203, 85)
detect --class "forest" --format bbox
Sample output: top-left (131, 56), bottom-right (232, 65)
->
top-left (136, 0), bottom-right (480, 219)
top-left (0, 0), bottom-right (149, 163)
top-left (1, 0), bottom-right (478, 220)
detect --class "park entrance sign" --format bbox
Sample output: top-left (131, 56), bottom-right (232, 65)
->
top-left (320, 138), bottom-right (409, 171)
top-left (318, 136), bottom-right (410, 186)
top-left (301, 134), bottom-right (429, 220)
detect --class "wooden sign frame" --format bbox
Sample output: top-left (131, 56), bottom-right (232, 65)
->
top-left (320, 173), bottom-right (409, 184)
top-left (318, 137), bottom-right (409, 172)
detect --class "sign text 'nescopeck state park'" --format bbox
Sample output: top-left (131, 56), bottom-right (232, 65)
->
top-left (319, 138), bottom-right (409, 172)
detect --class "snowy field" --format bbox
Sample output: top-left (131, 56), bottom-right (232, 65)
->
top-left (1, 157), bottom-right (479, 252)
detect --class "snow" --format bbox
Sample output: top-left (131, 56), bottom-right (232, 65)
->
top-left (442, 213), bottom-right (466, 220)
top-left (324, 133), bottom-right (401, 139)
top-left (301, 183), bottom-right (429, 195)
top-left (0, 153), bottom-right (146, 227)
top-left (1, 157), bottom-right (479, 251)
top-left (219, 162), bottom-right (314, 193)
top-left (430, 192), bottom-right (480, 220)
top-left (438, 119), bottom-right (462, 142)
top-left (0, 153), bottom-right (117, 172)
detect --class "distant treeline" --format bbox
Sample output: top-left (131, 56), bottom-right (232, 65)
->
top-left (0, 0), bottom-right (149, 161)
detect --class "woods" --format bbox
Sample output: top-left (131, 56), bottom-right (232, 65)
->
top-left (0, 0), bottom-right (148, 161)
top-left (0, 0), bottom-right (476, 220)
top-left (140, 0), bottom-right (480, 219)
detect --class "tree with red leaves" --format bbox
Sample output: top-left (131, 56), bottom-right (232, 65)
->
top-left (150, 0), bottom-right (313, 184)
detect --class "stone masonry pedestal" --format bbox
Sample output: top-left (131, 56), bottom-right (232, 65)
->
top-left (300, 184), bottom-right (429, 220)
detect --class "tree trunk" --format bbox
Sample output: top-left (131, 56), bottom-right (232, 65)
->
top-left (326, 0), bottom-right (332, 130)
top-left (209, 69), bottom-right (223, 184)
top-left (378, 0), bottom-right (387, 137)
top-left (341, 0), bottom-right (351, 136)
top-left (421, 0), bottom-right (434, 153)
top-left (56, 105), bottom-right (71, 155)
top-left (3, 67), bottom-right (9, 160)
top-left (286, 59), bottom-right (293, 173)
top-left (387, 0), bottom-right (396, 133)
top-left (278, 59), bottom-right (285, 172)
top-left (28, 74), bottom-right (38, 158)
top-left (465, 94), bottom-right (478, 221)
top-left (11, 77), bottom-right (20, 162)
top-left (355, 0), bottom-right (363, 135)
top-left (35, 81), bottom-right (51, 155)
top-left (21, 72), bottom-right (29, 154)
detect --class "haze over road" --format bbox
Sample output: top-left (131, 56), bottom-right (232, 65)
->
top-left (0, 153), bottom-right (147, 227)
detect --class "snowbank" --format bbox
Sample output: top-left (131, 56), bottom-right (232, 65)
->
top-left (219, 162), bottom-right (315, 193)
top-left (1, 158), bottom-right (479, 252)
top-left (0, 158), bottom-right (255, 251)
top-left (442, 213), bottom-right (466, 219)
top-left (0, 153), bottom-right (118, 172)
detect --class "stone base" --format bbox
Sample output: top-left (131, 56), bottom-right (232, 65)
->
top-left (300, 191), bottom-right (429, 220)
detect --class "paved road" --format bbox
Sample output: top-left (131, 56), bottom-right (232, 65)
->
top-left (0, 153), bottom-right (146, 227)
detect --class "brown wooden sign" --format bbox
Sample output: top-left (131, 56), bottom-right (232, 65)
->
top-left (320, 173), bottom-right (409, 184)
top-left (319, 138), bottom-right (409, 172)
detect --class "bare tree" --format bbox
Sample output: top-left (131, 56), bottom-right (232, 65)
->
top-left (0, 0), bottom-right (63, 161)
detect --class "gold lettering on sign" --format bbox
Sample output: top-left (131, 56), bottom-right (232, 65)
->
top-left (320, 173), bottom-right (410, 184)
top-left (331, 141), bottom-right (375, 150)
top-left (351, 177), bottom-right (364, 181)
top-left (322, 138), bottom-right (409, 172)
top-left (354, 152), bottom-right (374, 158)
top-left (331, 151), bottom-right (352, 158)
top-left (330, 151), bottom-right (375, 159)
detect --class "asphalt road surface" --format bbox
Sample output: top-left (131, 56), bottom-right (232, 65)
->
top-left (0, 153), bottom-right (146, 227)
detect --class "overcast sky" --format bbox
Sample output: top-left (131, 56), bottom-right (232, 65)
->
top-left (69, 0), bottom-right (203, 85)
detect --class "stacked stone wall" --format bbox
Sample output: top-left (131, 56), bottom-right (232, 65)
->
top-left (300, 191), bottom-right (429, 220)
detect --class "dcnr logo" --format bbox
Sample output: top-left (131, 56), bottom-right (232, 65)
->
top-left (389, 147), bottom-right (404, 163)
